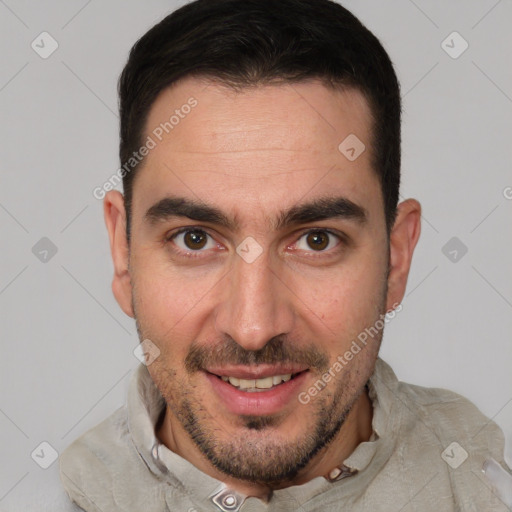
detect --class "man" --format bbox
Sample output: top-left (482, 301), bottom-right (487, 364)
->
top-left (60, 0), bottom-right (511, 510)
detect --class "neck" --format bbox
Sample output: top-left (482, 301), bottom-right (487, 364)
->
top-left (157, 387), bottom-right (373, 501)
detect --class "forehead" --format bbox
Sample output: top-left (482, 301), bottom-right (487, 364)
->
top-left (144, 77), bottom-right (372, 154)
top-left (132, 77), bottom-right (382, 229)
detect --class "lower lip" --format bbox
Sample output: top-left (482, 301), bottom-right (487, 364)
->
top-left (204, 371), bottom-right (309, 416)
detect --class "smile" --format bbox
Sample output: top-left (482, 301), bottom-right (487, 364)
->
top-left (204, 368), bottom-right (309, 415)
top-left (219, 373), bottom-right (296, 392)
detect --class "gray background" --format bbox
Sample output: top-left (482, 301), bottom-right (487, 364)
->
top-left (1, 0), bottom-right (511, 509)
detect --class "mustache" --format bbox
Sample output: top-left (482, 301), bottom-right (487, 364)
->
top-left (185, 335), bottom-right (329, 374)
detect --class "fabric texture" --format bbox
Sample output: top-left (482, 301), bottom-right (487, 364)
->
top-left (59, 358), bottom-right (511, 511)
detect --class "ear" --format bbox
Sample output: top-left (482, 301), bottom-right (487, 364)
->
top-left (103, 190), bottom-right (134, 318)
top-left (386, 199), bottom-right (421, 311)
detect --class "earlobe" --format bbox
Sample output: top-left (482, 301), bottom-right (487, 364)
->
top-left (103, 191), bottom-right (134, 318)
top-left (386, 199), bottom-right (422, 311)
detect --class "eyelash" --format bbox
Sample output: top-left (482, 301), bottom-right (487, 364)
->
top-left (164, 227), bottom-right (345, 259)
top-left (165, 227), bottom-right (221, 259)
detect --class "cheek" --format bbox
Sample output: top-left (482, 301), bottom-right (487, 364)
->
top-left (132, 247), bottom-right (212, 317)
top-left (130, 255), bottom-right (224, 356)
top-left (293, 256), bottom-right (386, 343)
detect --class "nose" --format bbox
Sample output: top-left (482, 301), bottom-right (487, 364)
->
top-left (213, 247), bottom-right (295, 352)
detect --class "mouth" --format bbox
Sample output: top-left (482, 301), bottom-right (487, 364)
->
top-left (203, 366), bottom-right (310, 416)
top-left (215, 372), bottom-right (305, 392)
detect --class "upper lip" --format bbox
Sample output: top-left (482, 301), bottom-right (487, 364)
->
top-left (205, 364), bottom-right (309, 380)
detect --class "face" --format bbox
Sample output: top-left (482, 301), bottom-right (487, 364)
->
top-left (105, 77), bottom-right (419, 486)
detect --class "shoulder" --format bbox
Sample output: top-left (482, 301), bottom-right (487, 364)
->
top-left (60, 405), bottom-right (133, 473)
top-left (375, 358), bottom-right (505, 452)
top-left (374, 359), bottom-right (510, 507)
top-left (59, 406), bottom-right (147, 511)
top-left (396, 373), bottom-right (505, 455)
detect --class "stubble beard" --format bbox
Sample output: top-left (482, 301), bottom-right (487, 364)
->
top-left (172, 365), bottom-right (370, 487)
top-left (132, 284), bottom-right (387, 487)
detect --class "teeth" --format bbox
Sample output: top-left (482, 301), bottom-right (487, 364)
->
top-left (228, 376), bottom-right (239, 386)
top-left (222, 374), bottom-right (293, 391)
top-left (239, 378), bottom-right (256, 389)
top-left (255, 376), bottom-right (274, 389)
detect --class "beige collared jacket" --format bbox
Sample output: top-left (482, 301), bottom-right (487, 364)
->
top-left (60, 358), bottom-right (512, 511)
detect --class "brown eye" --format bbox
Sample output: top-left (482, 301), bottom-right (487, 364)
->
top-left (183, 230), bottom-right (208, 249)
top-left (306, 231), bottom-right (329, 251)
top-left (172, 229), bottom-right (215, 252)
top-left (295, 230), bottom-right (340, 253)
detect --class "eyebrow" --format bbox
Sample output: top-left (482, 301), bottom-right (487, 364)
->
top-left (144, 195), bottom-right (367, 231)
